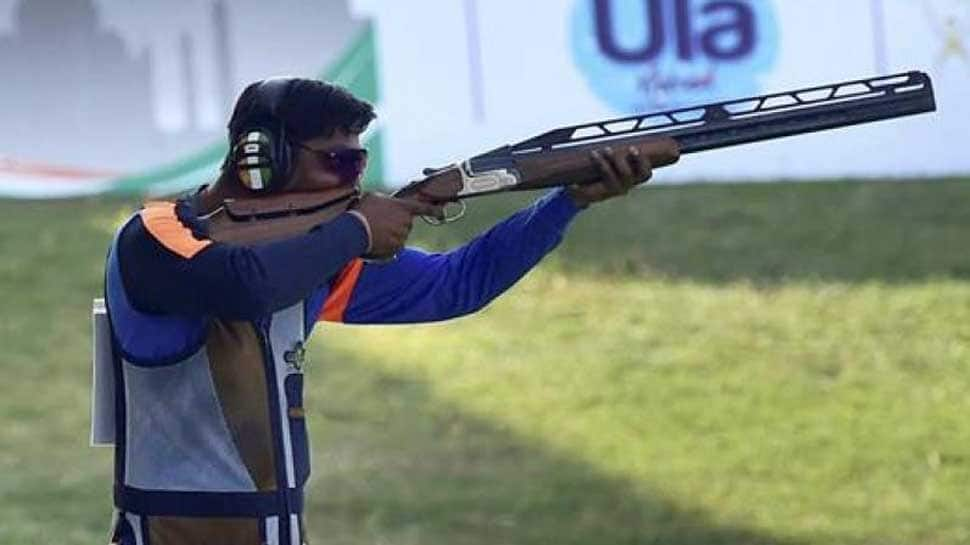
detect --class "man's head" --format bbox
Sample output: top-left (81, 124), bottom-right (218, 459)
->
top-left (225, 78), bottom-right (376, 194)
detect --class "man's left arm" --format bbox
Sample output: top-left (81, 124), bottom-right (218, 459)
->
top-left (319, 188), bottom-right (579, 324)
top-left (315, 146), bottom-right (651, 325)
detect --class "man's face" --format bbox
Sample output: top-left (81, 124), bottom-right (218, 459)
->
top-left (288, 129), bottom-right (368, 192)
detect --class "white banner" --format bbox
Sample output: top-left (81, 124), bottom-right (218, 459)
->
top-left (0, 0), bottom-right (966, 197)
top-left (355, 0), bottom-right (970, 184)
top-left (0, 0), bottom-right (380, 197)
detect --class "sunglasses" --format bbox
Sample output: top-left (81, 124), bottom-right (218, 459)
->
top-left (297, 143), bottom-right (369, 185)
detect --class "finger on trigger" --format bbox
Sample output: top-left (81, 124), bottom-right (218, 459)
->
top-left (400, 198), bottom-right (438, 217)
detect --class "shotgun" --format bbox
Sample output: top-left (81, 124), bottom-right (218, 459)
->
top-left (207, 71), bottom-right (936, 243)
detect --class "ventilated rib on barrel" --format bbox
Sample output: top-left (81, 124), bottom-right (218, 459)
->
top-left (472, 71), bottom-right (936, 173)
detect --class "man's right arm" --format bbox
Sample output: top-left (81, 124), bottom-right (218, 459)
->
top-left (118, 202), bottom-right (369, 320)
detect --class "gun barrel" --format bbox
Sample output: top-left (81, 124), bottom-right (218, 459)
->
top-left (496, 71), bottom-right (935, 159)
top-left (671, 72), bottom-right (936, 154)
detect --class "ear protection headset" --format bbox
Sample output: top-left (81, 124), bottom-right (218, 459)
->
top-left (228, 77), bottom-right (296, 193)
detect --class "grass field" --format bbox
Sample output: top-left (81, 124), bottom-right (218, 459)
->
top-left (2, 179), bottom-right (970, 544)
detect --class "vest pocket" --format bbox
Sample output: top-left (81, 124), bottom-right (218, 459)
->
top-left (284, 373), bottom-right (310, 485)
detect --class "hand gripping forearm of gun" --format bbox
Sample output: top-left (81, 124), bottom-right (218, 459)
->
top-left (208, 70), bottom-right (936, 241)
top-left (393, 136), bottom-right (681, 220)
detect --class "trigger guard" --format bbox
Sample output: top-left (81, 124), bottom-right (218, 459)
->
top-left (422, 200), bottom-right (466, 226)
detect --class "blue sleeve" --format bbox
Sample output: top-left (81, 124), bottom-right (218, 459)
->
top-left (118, 209), bottom-right (369, 321)
top-left (334, 189), bottom-right (582, 324)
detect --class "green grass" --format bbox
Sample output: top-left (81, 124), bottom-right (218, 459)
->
top-left (2, 180), bottom-right (970, 544)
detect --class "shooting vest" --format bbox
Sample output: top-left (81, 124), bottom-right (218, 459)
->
top-left (97, 227), bottom-right (312, 545)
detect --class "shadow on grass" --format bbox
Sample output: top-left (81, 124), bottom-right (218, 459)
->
top-left (305, 351), bottom-right (803, 545)
top-left (411, 179), bottom-right (970, 285)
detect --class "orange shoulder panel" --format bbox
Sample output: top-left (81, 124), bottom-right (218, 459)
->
top-left (321, 258), bottom-right (364, 322)
top-left (140, 201), bottom-right (212, 259)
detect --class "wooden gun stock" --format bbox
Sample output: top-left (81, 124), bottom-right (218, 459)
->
top-left (516, 137), bottom-right (681, 191)
top-left (205, 187), bottom-right (358, 244)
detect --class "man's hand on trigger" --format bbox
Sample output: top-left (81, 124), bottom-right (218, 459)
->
top-left (351, 193), bottom-right (443, 259)
top-left (566, 146), bottom-right (654, 208)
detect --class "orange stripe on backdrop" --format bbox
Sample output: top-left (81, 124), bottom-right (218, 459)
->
top-left (141, 202), bottom-right (212, 259)
top-left (0, 157), bottom-right (122, 180)
top-left (322, 259), bottom-right (364, 322)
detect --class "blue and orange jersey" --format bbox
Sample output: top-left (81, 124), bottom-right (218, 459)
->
top-left (103, 188), bottom-right (582, 541)
top-left (116, 197), bottom-right (368, 326)
top-left (311, 190), bottom-right (580, 325)
top-left (115, 188), bottom-right (582, 342)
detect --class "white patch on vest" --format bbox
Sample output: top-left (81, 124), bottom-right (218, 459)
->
top-left (290, 514), bottom-right (302, 545)
top-left (123, 348), bottom-right (257, 492)
top-left (269, 304), bottom-right (305, 489)
top-left (91, 298), bottom-right (116, 446)
top-left (265, 516), bottom-right (280, 545)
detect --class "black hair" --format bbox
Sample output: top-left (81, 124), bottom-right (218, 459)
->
top-left (227, 78), bottom-right (376, 144)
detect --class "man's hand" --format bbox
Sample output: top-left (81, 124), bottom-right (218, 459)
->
top-left (350, 193), bottom-right (443, 258)
top-left (566, 145), bottom-right (654, 208)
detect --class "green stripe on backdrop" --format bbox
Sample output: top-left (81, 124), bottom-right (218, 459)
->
top-left (360, 131), bottom-right (384, 191)
top-left (110, 21), bottom-right (384, 195)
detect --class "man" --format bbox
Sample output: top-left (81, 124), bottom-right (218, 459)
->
top-left (102, 78), bottom-right (661, 545)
